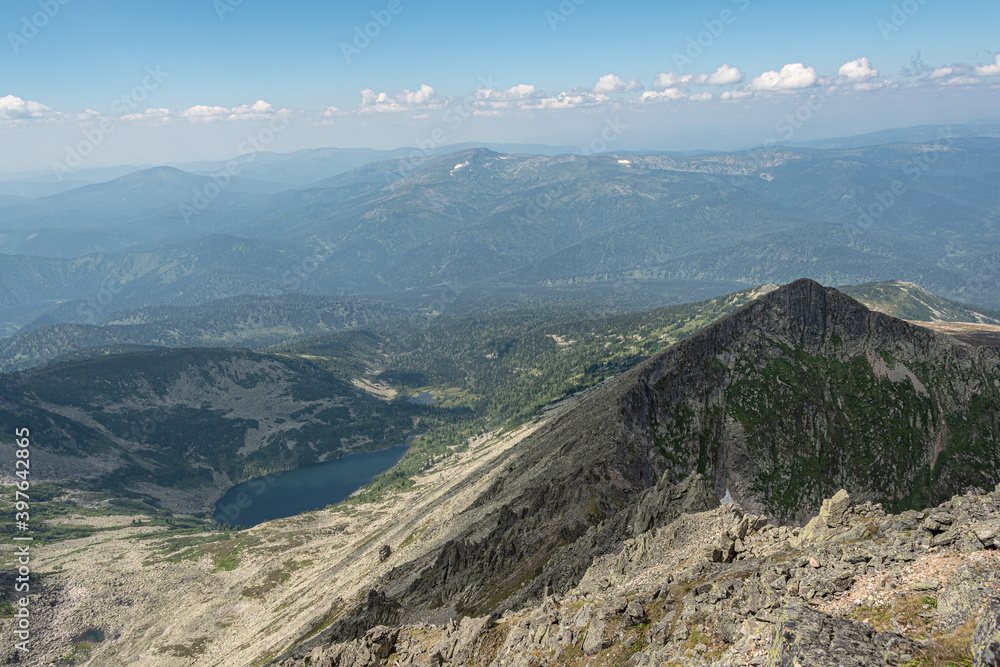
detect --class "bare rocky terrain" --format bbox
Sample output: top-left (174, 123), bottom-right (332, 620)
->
top-left (911, 321), bottom-right (1000, 348)
top-left (0, 403), bottom-right (577, 666)
top-left (276, 485), bottom-right (1000, 666)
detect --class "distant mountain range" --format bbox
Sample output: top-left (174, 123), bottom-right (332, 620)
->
top-left (0, 135), bottom-right (998, 337)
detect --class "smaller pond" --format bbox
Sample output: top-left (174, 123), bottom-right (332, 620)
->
top-left (407, 391), bottom-right (436, 405)
top-left (213, 439), bottom-right (412, 527)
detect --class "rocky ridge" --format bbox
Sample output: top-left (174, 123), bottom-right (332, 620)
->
top-left (291, 279), bottom-right (999, 647)
top-left (277, 484), bottom-right (1000, 666)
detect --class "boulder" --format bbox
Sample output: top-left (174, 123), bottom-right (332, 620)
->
top-left (364, 625), bottom-right (399, 660)
top-left (909, 581), bottom-right (941, 592)
top-left (930, 528), bottom-right (962, 547)
top-left (973, 599), bottom-right (1000, 666)
top-left (972, 520), bottom-right (1000, 549)
top-left (922, 512), bottom-right (955, 533)
top-left (767, 604), bottom-right (917, 667)
top-left (426, 616), bottom-right (490, 663)
top-left (939, 562), bottom-right (1000, 630)
top-left (624, 601), bottom-right (647, 626)
top-left (820, 490), bottom-right (851, 527)
top-left (582, 618), bottom-right (610, 655)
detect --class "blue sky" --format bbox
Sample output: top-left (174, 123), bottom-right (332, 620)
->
top-left (1, 0), bottom-right (999, 173)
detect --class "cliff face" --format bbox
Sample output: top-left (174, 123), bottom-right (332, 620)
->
top-left (625, 278), bottom-right (1000, 522)
top-left (277, 279), bottom-right (999, 659)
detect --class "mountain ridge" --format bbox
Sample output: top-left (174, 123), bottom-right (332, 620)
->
top-left (300, 278), bottom-right (998, 642)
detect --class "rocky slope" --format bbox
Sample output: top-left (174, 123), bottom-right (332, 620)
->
top-left (840, 280), bottom-right (1000, 325)
top-left (623, 278), bottom-right (999, 520)
top-left (0, 412), bottom-right (577, 666)
top-left (278, 279), bottom-right (998, 653)
top-left (276, 484), bottom-right (1000, 666)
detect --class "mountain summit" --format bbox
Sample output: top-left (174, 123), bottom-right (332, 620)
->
top-left (293, 279), bottom-right (999, 644)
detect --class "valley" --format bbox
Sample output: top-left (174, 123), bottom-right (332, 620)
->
top-left (0, 279), bottom-right (997, 665)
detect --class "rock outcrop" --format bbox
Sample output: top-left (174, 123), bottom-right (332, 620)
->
top-left (974, 600), bottom-right (1000, 667)
top-left (276, 485), bottom-right (1000, 666)
top-left (767, 604), bottom-right (917, 667)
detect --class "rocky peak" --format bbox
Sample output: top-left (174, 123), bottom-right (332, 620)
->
top-left (620, 279), bottom-right (999, 522)
top-left (270, 279), bottom-right (999, 662)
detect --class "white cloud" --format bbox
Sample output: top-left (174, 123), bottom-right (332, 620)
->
top-left (530, 90), bottom-right (610, 110)
top-left (838, 57), bottom-right (879, 82)
top-left (653, 71), bottom-right (693, 90)
top-left (358, 85), bottom-right (442, 113)
top-left (0, 95), bottom-right (55, 120)
top-left (475, 84), bottom-right (612, 111)
top-left (398, 84), bottom-right (436, 105)
top-left (942, 76), bottom-right (981, 86)
top-left (475, 84), bottom-right (542, 109)
top-left (930, 67), bottom-right (954, 79)
top-left (975, 53), bottom-right (1000, 76)
top-left (178, 100), bottom-right (286, 122)
top-left (505, 83), bottom-right (538, 98)
top-left (640, 88), bottom-right (684, 102)
top-left (701, 64), bottom-right (744, 85)
top-left (358, 89), bottom-right (401, 113)
top-left (750, 63), bottom-right (819, 91)
top-left (690, 91), bottom-right (713, 101)
top-left (592, 74), bottom-right (643, 94)
top-left (122, 107), bottom-right (170, 122)
top-left (720, 89), bottom-right (752, 100)
top-left (181, 105), bottom-right (232, 119)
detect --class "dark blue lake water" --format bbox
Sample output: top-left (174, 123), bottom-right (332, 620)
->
top-left (407, 391), bottom-right (436, 405)
top-left (213, 441), bottom-right (411, 527)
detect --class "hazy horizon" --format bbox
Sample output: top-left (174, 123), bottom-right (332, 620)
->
top-left (2, 0), bottom-right (999, 173)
